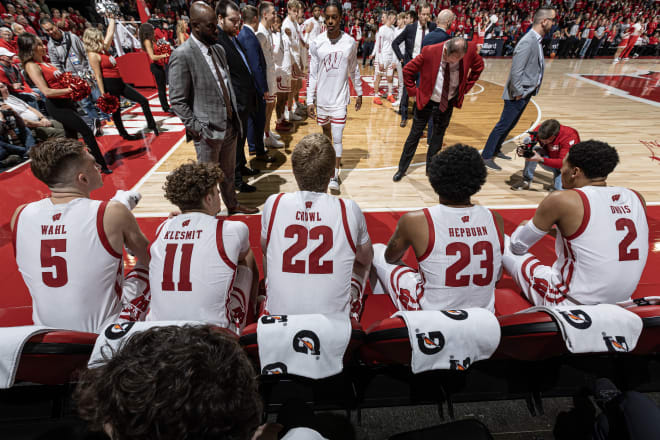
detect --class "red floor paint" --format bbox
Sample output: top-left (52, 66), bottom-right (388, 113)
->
top-left (581, 72), bottom-right (660, 103)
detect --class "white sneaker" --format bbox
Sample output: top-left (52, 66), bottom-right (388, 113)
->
top-left (288, 112), bottom-right (303, 121)
top-left (264, 135), bottom-right (284, 148)
top-left (328, 177), bottom-right (340, 191)
top-left (111, 189), bottom-right (142, 211)
top-left (269, 131), bottom-right (281, 140)
top-left (623, 57), bottom-right (629, 61)
top-left (613, 58), bottom-right (620, 63)
top-left (392, 99), bottom-right (400, 107)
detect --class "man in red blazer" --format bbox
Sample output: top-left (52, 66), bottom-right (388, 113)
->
top-left (393, 37), bottom-right (484, 181)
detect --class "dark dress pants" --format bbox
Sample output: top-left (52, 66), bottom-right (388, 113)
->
top-left (397, 99), bottom-right (454, 174)
top-left (481, 95), bottom-right (532, 160)
top-left (247, 96), bottom-right (267, 155)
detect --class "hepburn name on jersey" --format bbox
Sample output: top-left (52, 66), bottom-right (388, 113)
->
top-left (448, 226), bottom-right (489, 238)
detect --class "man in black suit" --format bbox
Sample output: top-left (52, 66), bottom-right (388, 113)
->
top-left (392, 3), bottom-right (435, 127)
top-left (216, 0), bottom-right (274, 193)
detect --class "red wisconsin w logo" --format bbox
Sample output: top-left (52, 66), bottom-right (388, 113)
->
top-left (52, 213), bottom-right (61, 221)
top-left (305, 201), bottom-right (313, 209)
top-left (182, 220), bottom-right (190, 227)
top-left (612, 194), bottom-right (621, 202)
top-left (321, 51), bottom-right (343, 72)
top-left (461, 216), bottom-right (469, 223)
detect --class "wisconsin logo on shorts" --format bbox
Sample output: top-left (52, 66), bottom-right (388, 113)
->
top-left (260, 315), bottom-right (288, 325)
top-left (415, 331), bottom-right (445, 355)
top-left (441, 310), bottom-right (469, 320)
top-left (450, 356), bottom-right (471, 371)
top-left (603, 335), bottom-right (629, 353)
top-left (292, 330), bottom-right (321, 356)
top-left (559, 309), bottom-right (592, 330)
top-left (104, 322), bottom-right (135, 340)
top-left (261, 362), bottom-right (288, 375)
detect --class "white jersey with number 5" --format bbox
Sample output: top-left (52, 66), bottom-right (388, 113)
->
top-left (550, 186), bottom-right (648, 304)
top-left (418, 204), bottom-right (503, 311)
top-left (13, 198), bottom-right (123, 333)
top-left (148, 213), bottom-right (249, 326)
top-left (261, 191), bottom-right (369, 315)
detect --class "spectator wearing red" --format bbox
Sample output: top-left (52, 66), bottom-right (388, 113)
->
top-left (0, 27), bottom-right (17, 54)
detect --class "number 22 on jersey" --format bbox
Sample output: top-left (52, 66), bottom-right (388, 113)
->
top-left (282, 225), bottom-right (334, 274)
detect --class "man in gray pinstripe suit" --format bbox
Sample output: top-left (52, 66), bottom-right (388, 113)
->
top-left (169, 1), bottom-right (258, 215)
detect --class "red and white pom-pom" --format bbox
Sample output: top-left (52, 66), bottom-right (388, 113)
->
top-left (97, 92), bottom-right (120, 114)
top-left (154, 43), bottom-right (172, 66)
top-left (59, 72), bottom-right (91, 101)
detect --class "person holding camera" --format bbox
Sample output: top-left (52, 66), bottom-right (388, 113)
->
top-left (511, 118), bottom-right (580, 191)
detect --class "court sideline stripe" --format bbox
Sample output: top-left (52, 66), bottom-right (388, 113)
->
top-left (132, 134), bottom-right (186, 192)
top-left (566, 73), bottom-right (660, 108)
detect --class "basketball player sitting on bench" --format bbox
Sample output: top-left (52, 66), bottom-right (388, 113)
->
top-left (11, 139), bottom-right (150, 333)
top-left (147, 162), bottom-right (259, 332)
top-left (261, 134), bottom-right (373, 319)
top-left (372, 144), bottom-right (504, 312)
top-left (504, 140), bottom-right (649, 306)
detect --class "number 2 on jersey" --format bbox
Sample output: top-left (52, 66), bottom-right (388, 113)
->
top-left (282, 225), bottom-right (333, 274)
top-left (616, 218), bottom-right (639, 261)
top-left (162, 243), bottom-right (194, 291)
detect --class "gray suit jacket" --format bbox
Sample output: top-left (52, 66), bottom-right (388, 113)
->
top-left (168, 37), bottom-right (240, 141)
top-left (503, 30), bottom-right (544, 100)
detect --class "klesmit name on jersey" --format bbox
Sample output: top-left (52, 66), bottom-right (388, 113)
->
top-left (41, 224), bottom-right (67, 235)
top-left (448, 226), bottom-right (489, 238)
top-left (296, 211), bottom-right (323, 221)
top-left (163, 230), bottom-right (204, 240)
top-left (610, 205), bottom-right (631, 214)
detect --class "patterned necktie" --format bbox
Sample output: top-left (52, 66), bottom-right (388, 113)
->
top-left (208, 48), bottom-right (233, 120)
top-left (439, 61), bottom-right (451, 112)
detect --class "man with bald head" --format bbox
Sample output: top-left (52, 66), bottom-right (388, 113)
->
top-left (169, 1), bottom-right (258, 215)
top-left (423, 9), bottom-right (455, 47)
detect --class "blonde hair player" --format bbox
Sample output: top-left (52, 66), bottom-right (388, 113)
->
top-left (307, 0), bottom-right (363, 192)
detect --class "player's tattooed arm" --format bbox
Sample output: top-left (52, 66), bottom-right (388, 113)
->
top-left (385, 214), bottom-right (414, 264)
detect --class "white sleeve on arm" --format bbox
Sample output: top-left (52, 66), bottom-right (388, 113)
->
top-left (509, 220), bottom-right (547, 255)
top-left (306, 40), bottom-right (318, 106)
top-left (348, 200), bottom-right (370, 246)
top-left (224, 221), bottom-right (250, 261)
top-left (261, 194), bottom-right (276, 243)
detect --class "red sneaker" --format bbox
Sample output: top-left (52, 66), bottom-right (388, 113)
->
top-left (374, 97), bottom-right (383, 105)
top-left (275, 121), bottom-right (292, 132)
top-left (387, 94), bottom-right (396, 103)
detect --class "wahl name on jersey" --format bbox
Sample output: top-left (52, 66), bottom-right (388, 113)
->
top-left (41, 224), bottom-right (67, 235)
top-left (163, 230), bottom-right (204, 240)
top-left (448, 226), bottom-right (489, 238)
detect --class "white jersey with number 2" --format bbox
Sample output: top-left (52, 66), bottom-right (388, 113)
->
top-left (148, 212), bottom-right (249, 326)
top-left (261, 191), bottom-right (369, 315)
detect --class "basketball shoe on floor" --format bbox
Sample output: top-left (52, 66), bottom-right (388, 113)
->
top-left (265, 134), bottom-right (284, 148)
top-left (328, 177), bottom-right (340, 191)
top-left (510, 179), bottom-right (531, 191)
top-left (392, 99), bottom-right (401, 107)
top-left (387, 95), bottom-right (396, 103)
top-left (275, 121), bottom-right (292, 132)
top-left (374, 97), bottom-right (383, 105)
top-left (269, 131), bottom-right (281, 140)
top-left (286, 108), bottom-right (303, 121)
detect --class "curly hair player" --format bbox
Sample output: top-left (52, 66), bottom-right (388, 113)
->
top-left (307, 0), bottom-right (363, 193)
top-left (147, 162), bottom-right (259, 332)
top-left (10, 139), bottom-right (149, 333)
top-left (504, 140), bottom-right (649, 306)
top-left (372, 144), bottom-right (504, 312)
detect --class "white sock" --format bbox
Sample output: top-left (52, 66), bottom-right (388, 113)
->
top-left (334, 168), bottom-right (340, 179)
top-left (388, 81), bottom-right (393, 96)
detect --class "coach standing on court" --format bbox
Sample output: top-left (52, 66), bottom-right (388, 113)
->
top-left (393, 37), bottom-right (484, 182)
top-left (392, 3), bottom-right (435, 127)
top-left (481, 7), bottom-right (556, 171)
top-left (169, 2), bottom-right (256, 215)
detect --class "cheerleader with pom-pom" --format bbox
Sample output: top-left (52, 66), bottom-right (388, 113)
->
top-left (18, 32), bottom-right (112, 173)
top-left (84, 15), bottom-right (159, 140)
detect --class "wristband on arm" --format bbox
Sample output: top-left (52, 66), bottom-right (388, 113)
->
top-left (509, 220), bottom-right (547, 255)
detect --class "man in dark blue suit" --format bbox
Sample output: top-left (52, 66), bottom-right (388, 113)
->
top-left (421, 10), bottom-right (454, 48)
top-left (216, 0), bottom-right (274, 193)
top-left (392, 3), bottom-right (435, 127)
top-left (238, 6), bottom-right (273, 165)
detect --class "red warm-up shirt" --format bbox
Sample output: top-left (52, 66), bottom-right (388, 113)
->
top-left (532, 124), bottom-right (581, 169)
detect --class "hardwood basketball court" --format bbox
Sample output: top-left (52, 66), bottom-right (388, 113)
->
top-left (127, 58), bottom-right (660, 215)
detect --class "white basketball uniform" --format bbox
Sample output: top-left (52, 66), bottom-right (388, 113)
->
top-left (283, 16), bottom-right (304, 79)
top-left (307, 31), bottom-right (362, 128)
top-left (504, 186), bottom-right (649, 306)
top-left (302, 17), bottom-right (323, 47)
top-left (257, 22), bottom-right (277, 103)
top-left (373, 204), bottom-right (504, 313)
top-left (261, 191), bottom-right (370, 317)
top-left (374, 25), bottom-right (395, 76)
top-left (273, 30), bottom-right (292, 92)
top-left (392, 26), bottom-right (405, 92)
top-left (13, 198), bottom-right (150, 333)
top-left (147, 212), bottom-right (253, 331)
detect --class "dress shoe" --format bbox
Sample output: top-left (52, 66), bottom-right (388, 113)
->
top-left (236, 182), bottom-right (257, 193)
top-left (496, 152), bottom-right (512, 160)
top-left (483, 158), bottom-right (502, 171)
top-left (228, 204), bottom-right (259, 215)
top-left (256, 154), bottom-right (276, 163)
top-left (393, 170), bottom-right (404, 182)
top-left (399, 119), bottom-right (407, 128)
top-left (240, 166), bottom-right (260, 176)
